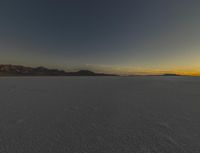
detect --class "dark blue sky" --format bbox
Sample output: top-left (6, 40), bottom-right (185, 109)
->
top-left (1, 0), bottom-right (200, 74)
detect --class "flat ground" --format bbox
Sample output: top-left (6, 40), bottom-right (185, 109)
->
top-left (0, 77), bottom-right (200, 153)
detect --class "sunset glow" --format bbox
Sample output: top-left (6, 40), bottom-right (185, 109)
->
top-left (0, 1), bottom-right (200, 76)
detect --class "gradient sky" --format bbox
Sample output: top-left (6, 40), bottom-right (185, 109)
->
top-left (1, 0), bottom-right (200, 75)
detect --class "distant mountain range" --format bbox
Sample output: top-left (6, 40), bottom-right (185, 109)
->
top-left (0, 65), bottom-right (117, 76)
top-left (161, 73), bottom-right (181, 76)
top-left (0, 64), bottom-right (186, 77)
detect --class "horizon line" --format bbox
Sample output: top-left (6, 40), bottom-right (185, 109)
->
top-left (0, 63), bottom-right (200, 76)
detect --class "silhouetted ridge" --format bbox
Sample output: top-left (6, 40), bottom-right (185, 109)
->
top-left (0, 64), bottom-right (116, 76)
top-left (162, 73), bottom-right (181, 76)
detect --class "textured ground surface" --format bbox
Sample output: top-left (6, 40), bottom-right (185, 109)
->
top-left (0, 76), bottom-right (200, 153)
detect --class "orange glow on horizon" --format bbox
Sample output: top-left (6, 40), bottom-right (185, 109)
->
top-left (94, 66), bottom-right (200, 76)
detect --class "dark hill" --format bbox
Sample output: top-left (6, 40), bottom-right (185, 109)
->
top-left (162, 73), bottom-right (181, 76)
top-left (0, 65), bottom-right (116, 76)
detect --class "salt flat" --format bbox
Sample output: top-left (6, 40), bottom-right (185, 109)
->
top-left (0, 76), bottom-right (200, 153)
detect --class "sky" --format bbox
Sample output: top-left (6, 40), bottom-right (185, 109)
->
top-left (1, 0), bottom-right (200, 75)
